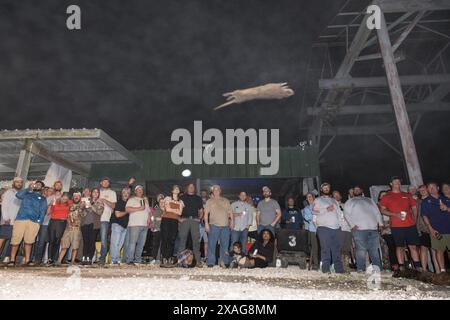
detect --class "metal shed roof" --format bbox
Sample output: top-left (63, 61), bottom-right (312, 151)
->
top-left (0, 128), bottom-right (141, 178)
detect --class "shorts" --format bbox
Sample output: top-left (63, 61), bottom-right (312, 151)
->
top-left (340, 230), bottom-right (353, 253)
top-left (199, 225), bottom-right (208, 242)
top-left (391, 226), bottom-right (420, 247)
top-left (431, 234), bottom-right (450, 252)
top-left (0, 224), bottom-right (13, 239)
top-left (11, 220), bottom-right (40, 245)
top-left (419, 232), bottom-right (431, 248)
top-left (61, 229), bottom-right (82, 250)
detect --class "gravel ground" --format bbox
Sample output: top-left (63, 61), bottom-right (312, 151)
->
top-left (0, 265), bottom-right (449, 300)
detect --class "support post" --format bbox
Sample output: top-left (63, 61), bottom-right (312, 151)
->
top-left (377, 10), bottom-right (423, 186)
top-left (15, 139), bottom-right (33, 179)
top-left (196, 178), bottom-right (201, 196)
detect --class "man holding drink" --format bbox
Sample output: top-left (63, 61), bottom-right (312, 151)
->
top-left (379, 176), bottom-right (421, 272)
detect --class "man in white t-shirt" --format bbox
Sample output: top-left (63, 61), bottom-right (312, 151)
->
top-left (99, 177), bottom-right (117, 265)
top-left (125, 185), bottom-right (149, 265)
top-left (0, 177), bottom-right (24, 262)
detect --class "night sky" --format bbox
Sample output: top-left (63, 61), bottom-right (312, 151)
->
top-left (0, 0), bottom-right (340, 147)
top-left (1, 0), bottom-right (449, 192)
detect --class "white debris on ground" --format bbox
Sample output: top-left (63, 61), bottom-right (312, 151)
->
top-left (0, 266), bottom-right (448, 300)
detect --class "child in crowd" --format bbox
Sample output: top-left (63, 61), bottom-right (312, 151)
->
top-left (226, 242), bottom-right (245, 268)
top-left (177, 249), bottom-right (195, 268)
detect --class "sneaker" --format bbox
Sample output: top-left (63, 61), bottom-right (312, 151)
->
top-left (196, 261), bottom-right (204, 268)
top-left (6, 261), bottom-right (15, 267)
top-left (219, 261), bottom-right (226, 268)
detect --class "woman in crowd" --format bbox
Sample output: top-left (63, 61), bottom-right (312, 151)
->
top-left (302, 192), bottom-right (319, 270)
top-left (160, 185), bottom-right (184, 268)
top-left (241, 229), bottom-right (275, 268)
top-left (47, 193), bottom-right (71, 264)
top-left (80, 188), bottom-right (104, 265)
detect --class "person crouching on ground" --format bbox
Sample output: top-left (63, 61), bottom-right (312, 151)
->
top-left (56, 192), bottom-right (83, 266)
top-left (240, 229), bottom-right (275, 268)
top-left (226, 241), bottom-right (245, 268)
top-left (177, 249), bottom-right (195, 268)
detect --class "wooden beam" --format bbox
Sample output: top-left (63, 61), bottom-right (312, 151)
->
top-left (376, 0), bottom-right (450, 13)
top-left (29, 141), bottom-right (90, 176)
top-left (307, 101), bottom-right (450, 115)
top-left (377, 9), bottom-right (423, 186)
top-left (319, 74), bottom-right (450, 90)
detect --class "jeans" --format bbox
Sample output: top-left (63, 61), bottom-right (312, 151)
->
top-left (257, 224), bottom-right (275, 236)
top-left (308, 231), bottom-right (320, 270)
top-left (178, 218), bottom-right (201, 262)
top-left (48, 219), bottom-right (67, 262)
top-left (353, 229), bottom-right (382, 271)
top-left (80, 224), bottom-right (95, 260)
top-left (32, 225), bottom-right (49, 263)
top-left (109, 223), bottom-right (127, 264)
top-left (100, 221), bottom-right (110, 264)
top-left (207, 224), bottom-right (230, 266)
top-left (317, 227), bottom-right (344, 273)
top-left (125, 226), bottom-right (148, 263)
top-left (160, 218), bottom-right (179, 259)
top-left (230, 229), bottom-right (249, 254)
top-left (151, 231), bottom-right (161, 259)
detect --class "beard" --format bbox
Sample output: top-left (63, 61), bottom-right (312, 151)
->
top-left (321, 189), bottom-right (330, 196)
top-left (354, 191), bottom-right (363, 197)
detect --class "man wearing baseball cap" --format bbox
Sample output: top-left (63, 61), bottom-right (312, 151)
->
top-left (8, 181), bottom-right (47, 266)
top-left (0, 177), bottom-right (24, 262)
top-left (379, 176), bottom-right (421, 272)
top-left (312, 182), bottom-right (344, 273)
top-left (98, 177), bottom-right (117, 265)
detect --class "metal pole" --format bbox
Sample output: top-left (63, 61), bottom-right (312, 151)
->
top-left (196, 178), bottom-right (201, 196)
top-left (15, 139), bottom-right (33, 179)
top-left (376, 10), bottom-right (423, 186)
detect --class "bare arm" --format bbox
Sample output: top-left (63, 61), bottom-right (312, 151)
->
top-left (380, 205), bottom-right (401, 219)
top-left (126, 205), bottom-right (144, 214)
top-left (411, 205), bottom-right (418, 221)
top-left (102, 199), bottom-right (116, 210)
top-left (272, 208), bottom-right (282, 226)
top-left (423, 216), bottom-right (437, 237)
top-left (115, 210), bottom-right (128, 218)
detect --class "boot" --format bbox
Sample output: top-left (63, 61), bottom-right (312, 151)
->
top-left (342, 254), bottom-right (352, 273)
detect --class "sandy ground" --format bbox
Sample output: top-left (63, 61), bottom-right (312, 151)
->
top-left (0, 265), bottom-right (449, 300)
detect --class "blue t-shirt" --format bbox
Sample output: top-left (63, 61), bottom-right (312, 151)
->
top-left (282, 207), bottom-right (303, 230)
top-left (421, 195), bottom-right (450, 234)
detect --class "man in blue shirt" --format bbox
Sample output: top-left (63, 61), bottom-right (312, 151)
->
top-left (8, 181), bottom-right (47, 266)
top-left (421, 182), bottom-right (450, 273)
top-left (282, 197), bottom-right (303, 230)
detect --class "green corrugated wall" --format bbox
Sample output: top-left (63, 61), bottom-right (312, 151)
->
top-left (90, 146), bottom-right (319, 181)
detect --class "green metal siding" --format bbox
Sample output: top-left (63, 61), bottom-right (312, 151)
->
top-left (90, 147), bottom-right (319, 181)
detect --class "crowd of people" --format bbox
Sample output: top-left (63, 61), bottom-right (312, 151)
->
top-left (0, 175), bottom-right (449, 274)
